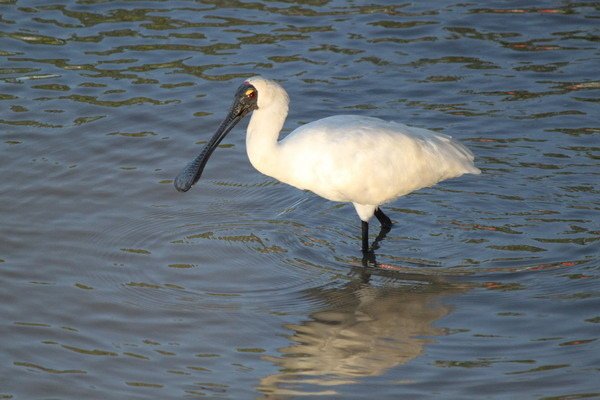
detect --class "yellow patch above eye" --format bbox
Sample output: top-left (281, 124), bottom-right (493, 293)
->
top-left (245, 88), bottom-right (255, 96)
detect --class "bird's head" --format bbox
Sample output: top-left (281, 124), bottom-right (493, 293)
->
top-left (244, 76), bottom-right (289, 112)
top-left (230, 80), bottom-right (259, 119)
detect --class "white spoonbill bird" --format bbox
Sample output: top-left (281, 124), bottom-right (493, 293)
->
top-left (175, 77), bottom-right (480, 252)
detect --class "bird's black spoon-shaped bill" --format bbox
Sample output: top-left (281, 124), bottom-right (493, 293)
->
top-left (174, 112), bottom-right (244, 192)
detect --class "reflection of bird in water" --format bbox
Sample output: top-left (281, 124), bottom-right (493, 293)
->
top-left (258, 262), bottom-right (468, 397)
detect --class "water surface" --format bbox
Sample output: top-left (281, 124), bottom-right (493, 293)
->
top-left (1, 0), bottom-right (599, 398)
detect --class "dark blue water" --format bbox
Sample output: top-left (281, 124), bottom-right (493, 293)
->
top-left (1, 1), bottom-right (599, 398)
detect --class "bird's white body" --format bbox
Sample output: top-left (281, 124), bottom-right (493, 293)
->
top-left (244, 77), bottom-right (480, 222)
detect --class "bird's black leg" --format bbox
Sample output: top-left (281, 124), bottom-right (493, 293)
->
top-left (374, 207), bottom-right (392, 229)
top-left (361, 220), bottom-right (370, 253)
top-left (362, 209), bottom-right (392, 252)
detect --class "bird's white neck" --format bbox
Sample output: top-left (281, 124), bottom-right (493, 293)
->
top-left (245, 101), bottom-right (288, 181)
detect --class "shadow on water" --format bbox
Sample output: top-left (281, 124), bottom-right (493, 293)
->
top-left (258, 253), bottom-right (469, 397)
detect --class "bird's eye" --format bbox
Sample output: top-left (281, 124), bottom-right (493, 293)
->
top-left (245, 88), bottom-right (256, 98)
